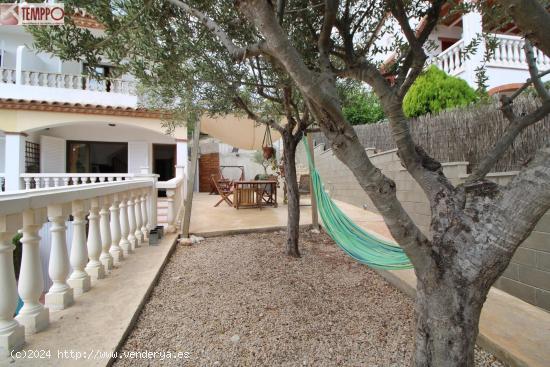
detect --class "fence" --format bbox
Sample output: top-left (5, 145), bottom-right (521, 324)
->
top-left (312, 95), bottom-right (550, 173)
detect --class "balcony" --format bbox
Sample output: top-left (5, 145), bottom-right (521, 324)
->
top-left (429, 34), bottom-right (550, 93)
top-left (0, 172), bottom-right (186, 358)
top-left (0, 67), bottom-right (138, 108)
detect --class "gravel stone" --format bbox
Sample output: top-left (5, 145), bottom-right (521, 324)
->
top-left (115, 231), bottom-right (505, 366)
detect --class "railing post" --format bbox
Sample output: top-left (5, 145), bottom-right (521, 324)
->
top-left (99, 196), bottom-right (114, 271)
top-left (127, 194), bottom-right (137, 250)
top-left (45, 204), bottom-right (74, 310)
top-left (16, 209), bottom-right (49, 334)
top-left (0, 216), bottom-right (25, 355)
top-left (134, 193), bottom-right (143, 245)
top-left (165, 189), bottom-right (176, 233)
top-left (109, 194), bottom-right (123, 263)
top-left (67, 200), bottom-right (91, 295)
top-left (85, 198), bottom-right (105, 280)
top-left (119, 193), bottom-right (132, 256)
top-left (140, 190), bottom-right (149, 241)
top-left (462, 7), bottom-right (485, 87)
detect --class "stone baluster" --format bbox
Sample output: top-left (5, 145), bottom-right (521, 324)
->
top-left (99, 197), bottom-right (114, 270)
top-left (140, 191), bottom-right (149, 241)
top-left (134, 193), bottom-right (143, 245)
top-left (166, 189), bottom-right (176, 233)
top-left (0, 216), bottom-right (25, 355)
top-left (119, 194), bottom-right (132, 256)
top-left (127, 194), bottom-right (137, 250)
top-left (45, 204), bottom-right (74, 310)
top-left (67, 200), bottom-right (91, 295)
top-left (16, 209), bottom-right (49, 334)
top-left (23, 178), bottom-right (31, 190)
top-left (85, 198), bottom-right (105, 280)
top-left (109, 194), bottom-right (123, 263)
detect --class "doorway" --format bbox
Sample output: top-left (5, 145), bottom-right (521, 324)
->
top-left (153, 144), bottom-right (176, 181)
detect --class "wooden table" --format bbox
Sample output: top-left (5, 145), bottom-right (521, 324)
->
top-left (233, 180), bottom-right (278, 209)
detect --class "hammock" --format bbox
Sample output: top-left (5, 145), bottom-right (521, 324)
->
top-left (303, 138), bottom-right (412, 270)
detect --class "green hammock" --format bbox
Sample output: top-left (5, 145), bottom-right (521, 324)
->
top-left (303, 137), bottom-right (412, 270)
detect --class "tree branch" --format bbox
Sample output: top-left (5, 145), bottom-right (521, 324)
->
top-left (167, 0), bottom-right (267, 61)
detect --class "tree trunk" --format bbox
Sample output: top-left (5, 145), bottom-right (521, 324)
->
top-left (414, 274), bottom-right (488, 367)
top-left (283, 137), bottom-right (300, 258)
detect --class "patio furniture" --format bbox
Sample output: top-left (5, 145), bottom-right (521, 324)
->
top-left (211, 174), bottom-right (234, 207)
top-left (233, 180), bottom-right (278, 209)
top-left (298, 174), bottom-right (310, 195)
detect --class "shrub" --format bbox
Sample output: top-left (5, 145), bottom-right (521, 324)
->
top-left (339, 82), bottom-right (385, 125)
top-left (403, 65), bottom-right (478, 117)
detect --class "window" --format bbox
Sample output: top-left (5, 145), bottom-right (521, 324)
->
top-left (25, 141), bottom-right (40, 173)
top-left (67, 141), bottom-right (127, 173)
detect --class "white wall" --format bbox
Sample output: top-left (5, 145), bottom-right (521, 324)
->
top-left (128, 141), bottom-right (150, 174)
top-left (40, 135), bottom-right (66, 173)
top-left (220, 150), bottom-right (275, 180)
top-left (0, 136), bottom-right (5, 173)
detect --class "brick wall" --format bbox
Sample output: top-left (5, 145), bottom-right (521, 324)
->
top-left (198, 153), bottom-right (220, 192)
top-left (296, 144), bottom-right (550, 311)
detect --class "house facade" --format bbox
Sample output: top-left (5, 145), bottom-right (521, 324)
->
top-left (425, 5), bottom-right (550, 94)
top-left (0, 15), bottom-right (188, 197)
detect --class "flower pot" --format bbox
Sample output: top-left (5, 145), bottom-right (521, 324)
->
top-left (262, 146), bottom-right (275, 160)
top-left (155, 225), bottom-right (164, 239)
top-left (149, 230), bottom-right (159, 245)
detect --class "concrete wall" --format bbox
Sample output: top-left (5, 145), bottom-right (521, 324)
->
top-left (296, 144), bottom-right (550, 311)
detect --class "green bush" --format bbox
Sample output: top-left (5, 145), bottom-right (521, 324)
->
top-left (12, 232), bottom-right (22, 280)
top-left (340, 83), bottom-right (385, 125)
top-left (403, 65), bottom-right (478, 118)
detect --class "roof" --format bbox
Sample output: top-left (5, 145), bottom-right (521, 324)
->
top-left (0, 98), bottom-right (165, 119)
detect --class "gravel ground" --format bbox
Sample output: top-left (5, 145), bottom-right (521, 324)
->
top-left (115, 230), bottom-right (504, 367)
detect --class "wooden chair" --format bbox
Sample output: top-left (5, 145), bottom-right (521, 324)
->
top-left (211, 174), bottom-right (234, 207)
top-left (298, 174), bottom-right (310, 195)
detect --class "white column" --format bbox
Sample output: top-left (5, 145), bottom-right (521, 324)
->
top-left (165, 189), bottom-right (176, 233)
top-left (67, 200), bottom-right (91, 295)
top-left (119, 194), bottom-right (131, 256)
top-left (462, 6), bottom-right (485, 87)
top-left (176, 138), bottom-right (188, 178)
top-left (16, 209), bottom-right (49, 334)
top-left (4, 133), bottom-right (26, 191)
top-left (0, 216), bottom-right (25, 356)
top-left (85, 198), bottom-right (105, 280)
top-left (109, 195), bottom-right (123, 263)
top-left (134, 194), bottom-right (143, 245)
top-left (140, 191), bottom-right (149, 241)
top-left (44, 204), bottom-right (74, 310)
top-left (99, 197), bottom-right (114, 270)
top-left (127, 194), bottom-right (137, 250)
top-left (149, 178), bottom-right (158, 228)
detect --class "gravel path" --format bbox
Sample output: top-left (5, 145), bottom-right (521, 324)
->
top-left (115, 230), bottom-right (504, 366)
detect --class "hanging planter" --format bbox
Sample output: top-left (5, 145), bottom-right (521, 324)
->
top-left (262, 125), bottom-right (275, 160)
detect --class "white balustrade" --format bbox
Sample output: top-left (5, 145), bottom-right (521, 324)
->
top-left (0, 217), bottom-right (25, 356)
top-left (127, 195), bottom-right (137, 250)
top-left (0, 177), bottom-right (156, 345)
top-left (140, 191), bottom-right (149, 240)
top-left (20, 173), bottom-right (135, 191)
top-left (109, 194), bottom-right (123, 263)
top-left (85, 198), bottom-right (105, 280)
top-left (67, 200), bottom-right (91, 295)
top-left (431, 40), bottom-right (465, 75)
top-left (10, 69), bottom-right (137, 95)
top-left (99, 197), bottom-right (114, 270)
top-left (119, 195), bottom-right (132, 256)
top-left (44, 204), bottom-right (74, 310)
top-left (157, 176), bottom-right (186, 233)
top-left (16, 209), bottom-right (50, 334)
top-left (134, 194), bottom-right (143, 245)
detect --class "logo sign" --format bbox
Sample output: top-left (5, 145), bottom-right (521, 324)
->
top-left (0, 3), bottom-right (65, 26)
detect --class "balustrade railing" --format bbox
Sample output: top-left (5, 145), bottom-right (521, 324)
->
top-left (489, 34), bottom-right (550, 69)
top-left (20, 173), bottom-right (136, 191)
top-left (430, 40), bottom-right (465, 75)
top-left (0, 174), bottom-right (5, 193)
top-left (156, 176), bottom-right (186, 233)
top-left (0, 68), bottom-right (136, 96)
top-left (0, 177), bottom-right (157, 356)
